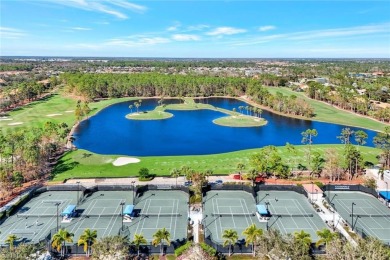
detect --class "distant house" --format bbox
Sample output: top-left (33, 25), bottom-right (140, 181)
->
top-left (313, 77), bottom-right (328, 84)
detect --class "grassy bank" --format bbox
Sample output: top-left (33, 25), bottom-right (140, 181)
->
top-left (265, 87), bottom-right (387, 131)
top-left (51, 145), bottom-right (380, 181)
top-left (0, 93), bottom-right (135, 132)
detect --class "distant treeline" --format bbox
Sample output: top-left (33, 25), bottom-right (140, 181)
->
top-left (0, 63), bottom-right (34, 71)
top-left (61, 72), bottom-right (314, 117)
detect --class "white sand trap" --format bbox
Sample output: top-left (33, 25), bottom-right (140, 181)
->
top-left (65, 110), bottom-right (74, 113)
top-left (0, 118), bottom-right (12, 121)
top-left (112, 157), bottom-right (140, 166)
top-left (47, 113), bottom-right (63, 117)
top-left (8, 122), bottom-right (23, 126)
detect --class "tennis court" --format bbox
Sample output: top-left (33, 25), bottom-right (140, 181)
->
top-left (0, 190), bottom-right (134, 246)
top-left (0, 191), bottom-right (77, 245)
top-left (128, 190), bottom-right (188, 243)
top-left (203, 191), bottom-right (258, 243)
top-left (328, 191), bottom-right (390, 244)
top-left (257, 191), bottom-right (327, 241)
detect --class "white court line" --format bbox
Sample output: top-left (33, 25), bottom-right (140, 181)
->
top-left (285, 207), bottom-right (298, 228)
top-left (106, 202), bottom-right (122, 236)
top-left (239, 199), bottom-right (251, 227)
top-left (138, 199), bottom-right (152, 236)
top-left (172, 199), bottom-right (179, 240)
top-left (229, 206), bottom-right (237, 228)
top-left (293, 200), bottom-right (322, 232)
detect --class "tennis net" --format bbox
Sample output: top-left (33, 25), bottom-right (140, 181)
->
top-left (17, 213), bottom-right (57, 218)
top-left (350, 214), bottom-right (390, 218)
top-left (211, 213), bottom-right (255, 217)
top-left (83, 213), bottom-right (121, 218)
top-left (139, 213), bottom-right (182, 217)
top-left (273, 214), bottom-right (314, 217)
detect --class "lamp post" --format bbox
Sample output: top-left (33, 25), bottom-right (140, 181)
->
top-left (351, 202), bottom-right (356, 231)
top-left (385, 181), bottom-right (389, 206)
top-left (328, 182), bottom-right (331, 202)
top-left (120, 202), bottom-right (125, 231)
top-left (265, 202), bottom-right (270, 231)
top-left (131, 181), bottom-right (136, 205)
top-left (315, 189), bottom-right (318, 202)
top-left (55, 202), bottom-right (60, 232)
top-left (76, 181), bottom-right (80, 206)
top-left (331, 203), bottom-right (336, 231)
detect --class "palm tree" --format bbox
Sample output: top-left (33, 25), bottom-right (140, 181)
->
top-left (243, 224), bottom-right (263, 257)
top-left (294, 230), bottom-right (311, 247)
top-left (51, 228), bottom-right (74, 257)
top-left (129, 104), bottom-right (133, 113)
top-left (248, 168), bottom-right (258, 186)
top-left (77, 228), bottom-right (97, 257)
top-left (132, 233), bottom-right (147, 256)
top-left (222, 229), bottom-right (238, 256)
top-left (134, 102), bottom-right (140, 113)
top-left (205, 169), bottom-right (213, 182)
top-left (5, 234), bottom-right (18, 251)
top-left (236, 163), bottom-right (245, 180)
top-left (316, 228), bottom-right (338, 249)
top-left (170, 168), bottom-right (181, 186)
top-left (152, 228), bottom-right (171, 255)
top-left (257, 108), bottom-right (263, 118)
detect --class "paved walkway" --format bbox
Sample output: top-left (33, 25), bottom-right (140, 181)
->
top-left (311, 196), bottom-right (357, 246)
top-left (189, 206), bottom-right (203, 243)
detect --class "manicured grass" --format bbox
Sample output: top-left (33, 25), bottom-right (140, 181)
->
top-left (126, 110), bottom-right (173, 120)
top-left (213, 115), bottom-right (267, 127)
top-left (0, 93), bottom-right (135, 132)
top-left (51, 145), bottom-right (380, 181)
top-left (265, 87), bottom-right (387, 132)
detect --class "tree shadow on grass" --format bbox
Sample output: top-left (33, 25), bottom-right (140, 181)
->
top-left (50, 158), bottom-right (80, 179)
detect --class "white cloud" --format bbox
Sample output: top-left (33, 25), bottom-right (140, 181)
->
top-left (105, 36), bottom-right (170, 47)
top-left (71, 27), bottom-right (92, 31)
top-left (52, 0), bottom-right (147, 19)
top-left (206, 27), bottom-right (247, 36)
top-left (172, 34), bottom-right (200, 41)
top-left (167, 22), bottom-right (181, 32)
top-left (0, 27), bottom-right (26, 39)
top-left (231, 23), bottom-right (390, 46)
top-left (258, 25), bottom-right (276, 32)
top-left (186, 24), bottom-right (209, 31)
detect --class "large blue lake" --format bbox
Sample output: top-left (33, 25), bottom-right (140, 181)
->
top-left (73, 98), bottom-right (377, 156)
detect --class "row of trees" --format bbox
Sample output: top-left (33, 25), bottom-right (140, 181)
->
top-left (0, 122), bottom-right (70, 200)
top-left (306, 81), bottom-right (390, 122)
top-left (60, 72), bottom-right (314, 118)
top-left (247, 127), bottom-right (379, 180)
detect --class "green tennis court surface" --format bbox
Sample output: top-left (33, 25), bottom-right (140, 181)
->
top-left (0, 191), bottom-right (133, 245)
top-left (203, 191), bottom-right (258, 243)
top-left (257, 191), bottom-right (327, 241)
top-left (128, 190), bottom-right (188, 242)
top-left (329, 191), bottom-right (390, 244)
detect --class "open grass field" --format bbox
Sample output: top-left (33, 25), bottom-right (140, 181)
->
top-left (265, 87), bottom-right (388, 132)
top-left (51, 145), bottom-right (380, 181)
top-left (0, 93), bottom-right (135, 132)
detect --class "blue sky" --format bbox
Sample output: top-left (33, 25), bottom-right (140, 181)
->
top-left (0, 0), bottom-right (389, 58)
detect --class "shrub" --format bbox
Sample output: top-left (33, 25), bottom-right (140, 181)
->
top-left (174, 241), bottom-right (192, 257)
top-left (138, 167), bottom-right (150, 178)
top-left (200, 242), bottom-right (217, 256)
top-left (314, 181), bottom-right (324, 188)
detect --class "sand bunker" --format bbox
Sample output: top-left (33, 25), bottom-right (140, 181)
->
top-left (65, 110), bottom-right (74, 113)
top-left (0, 117), bottom-right (12, 121)
top-left (8, 122), bottom-right (23, 126)
top-left (112, 157), bottom-right (141, 166)
top-left (47, 113), bottom-right (63, 117)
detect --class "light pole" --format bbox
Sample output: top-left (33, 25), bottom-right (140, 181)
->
top-left (315, 189), bottom-right (318, 202)
top-left (385, 181), bottom-right (389, 206)
top-left (76, 181), bottom-right (80, 206)
top-left (328, 182), bottom-right (331, 202)
top-left (120, 202), bottom-right (125, 231)
top-left (265, 202), bottom-right (270, 231)
top-left (351, 202), bottom-right (356, 231)
top-left (55, 202), bottom-right (60, 232)
top-left (131, 181), bottom-right (136, 205)
top-left (331, 203), bottom-right (336, 231)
